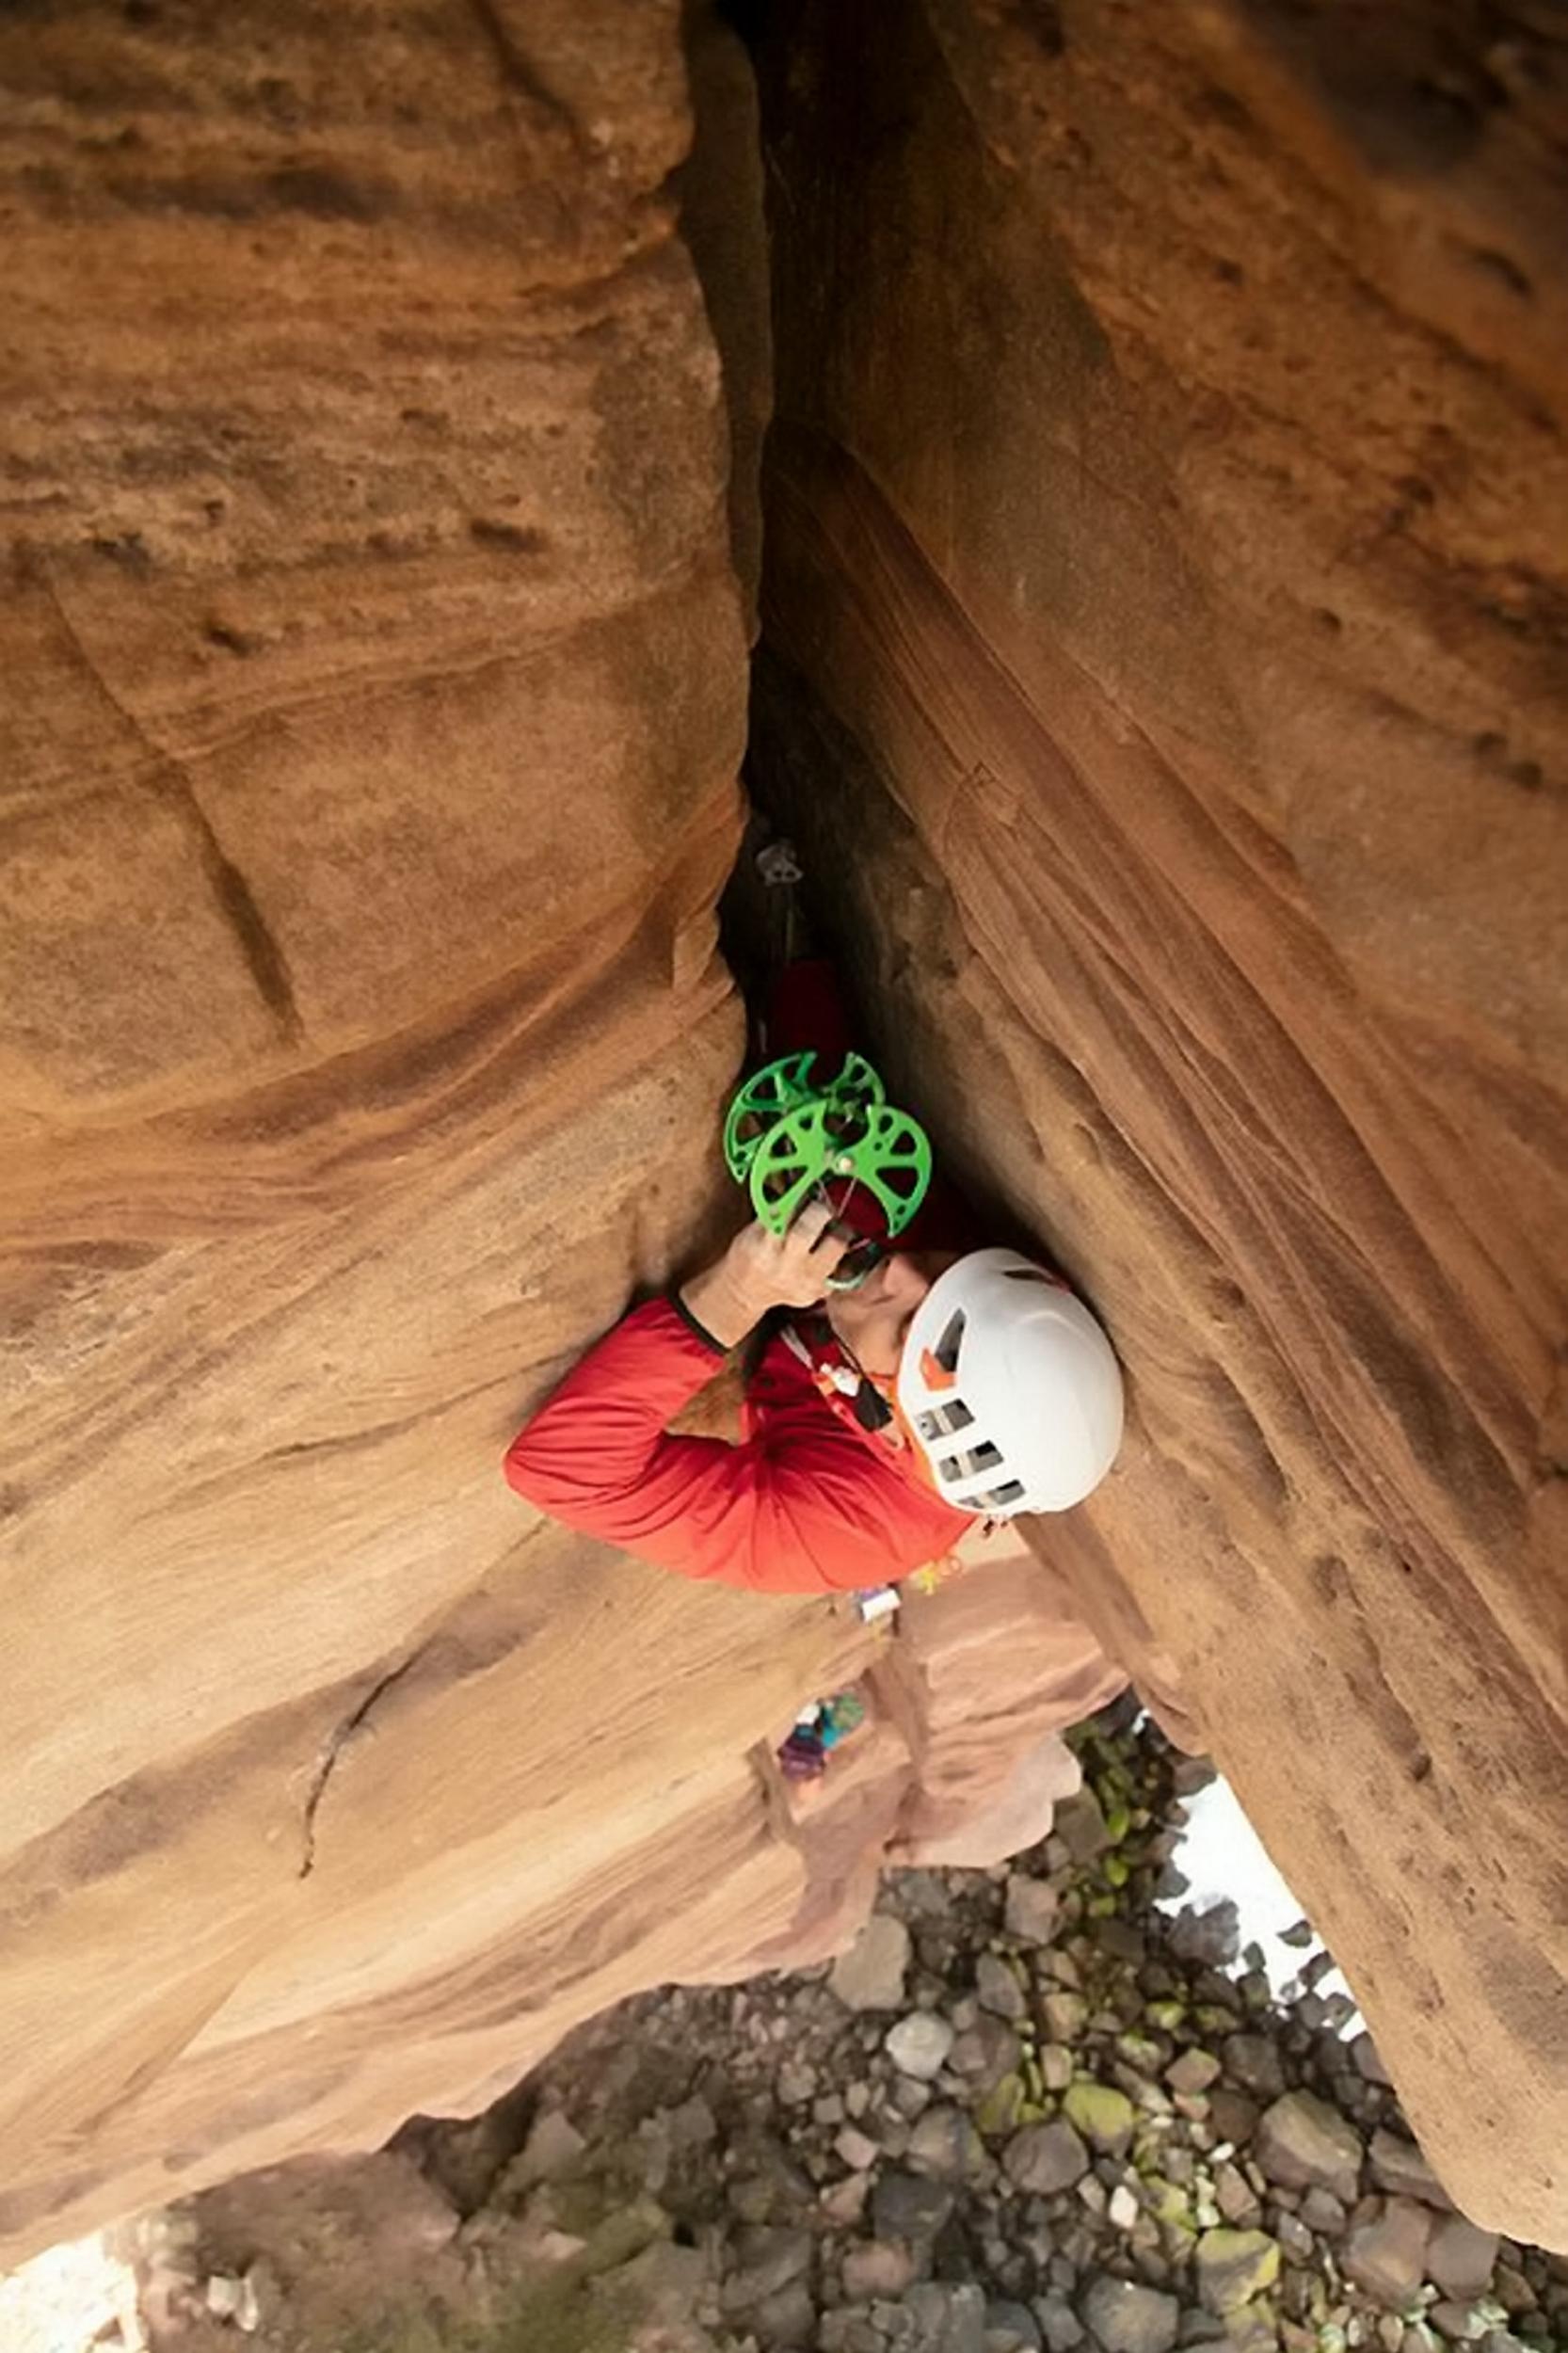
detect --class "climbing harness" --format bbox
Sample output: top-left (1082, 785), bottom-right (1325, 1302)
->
top-left (724, 1050), bottom-right (933, 1282)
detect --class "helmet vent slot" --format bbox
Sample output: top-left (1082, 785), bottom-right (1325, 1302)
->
top-left (915, 1399), bottom-right (974, 1441)
top-left (933, 1309), bottom-right (966, 1371)
top-left (938, 1439), bottom-right (1002, 1483)
top-left (985, 1479), bottom-right (1026, 1509)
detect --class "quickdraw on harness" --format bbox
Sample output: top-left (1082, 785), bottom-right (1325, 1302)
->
top-left (724, 1050), bottom-right (933, 1289)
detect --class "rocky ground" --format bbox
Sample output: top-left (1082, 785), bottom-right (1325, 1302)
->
top-left (131, 1708), bottom-right (1566, 2353)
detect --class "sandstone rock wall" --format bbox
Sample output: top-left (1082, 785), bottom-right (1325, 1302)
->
top-left (6, 0), bottom-right (1567, 2272)
top-left (749, 0), bottom-right (1568, 2244)
top-left (0, 0), bottom-right (754, 2258)
top-left (0, 0), bottom-right (971, 2267)
top-left (0, 1), bottom-right (1115, 2265)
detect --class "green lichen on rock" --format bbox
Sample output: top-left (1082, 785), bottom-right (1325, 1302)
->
top-left (974, 2072), bottom-right (1027, 2137)
top-left (1145, 1998), bottom-right (1187, 2033)
top-left (1063, 2079), bottom-right (1137, 2154)
top-left (578, 2194), bottom-right (671, 2276)
top-left (341, 2268), bottom-right (643, 2353)
top-left (1194, 2226), bottom-right (1282, 2313)
top-left (1145, 2175), bottom-right (1195, 2233)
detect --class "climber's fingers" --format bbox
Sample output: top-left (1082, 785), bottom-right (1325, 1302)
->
top-left (786, 1198), bottom-right (840, 1257)
top-left (752, 1199), bottom-right (835, 1301)
top-left (717, 1201), bottom-right (835, 1314)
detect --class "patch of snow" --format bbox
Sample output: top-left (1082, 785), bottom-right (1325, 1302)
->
top-left (0, 2233), bottom-right (141, 2353)
top-left (1160, 1774), bottom-right (1360, 2023)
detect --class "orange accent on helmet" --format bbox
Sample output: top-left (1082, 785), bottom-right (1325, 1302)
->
top-left (919, 1347), bottom-right (958, 1393)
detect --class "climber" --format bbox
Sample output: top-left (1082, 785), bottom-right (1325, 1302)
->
top-left (503, 969), bottom-right (1124, 1597)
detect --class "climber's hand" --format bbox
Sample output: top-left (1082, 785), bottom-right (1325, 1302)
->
top-left (680, 1202), bottom-right (843, 1349)
top-left (729, 1200), bottom-right (846, 1312)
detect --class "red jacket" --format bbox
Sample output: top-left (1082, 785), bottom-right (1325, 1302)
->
top-left (504, 1296), bottom-right (976, 1596)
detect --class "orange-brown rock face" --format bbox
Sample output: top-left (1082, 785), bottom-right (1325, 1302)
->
top-left (0, 2), bottom-right (1117, 2265)
top-left (750, 0), bottom-right (1568, 2244)
top-left (0, 0), bottom-right (787, 2265)
top-left (7, 0), bottom-right (1566, 2273)
top-left (0, 0), bottom-right (746, 2260)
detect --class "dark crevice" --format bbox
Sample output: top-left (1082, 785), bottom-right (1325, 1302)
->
top-left (200, 828), bottom-right (304, 1041)
top-left (297, 1650), bottom-right (425, 1880)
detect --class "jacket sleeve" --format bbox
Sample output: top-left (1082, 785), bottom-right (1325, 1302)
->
top-left (503, 1297), bottom-right (923, 1596)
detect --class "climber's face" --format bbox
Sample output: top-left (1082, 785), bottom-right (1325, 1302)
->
top-left (826, 1250), bottom-right (957, 1377)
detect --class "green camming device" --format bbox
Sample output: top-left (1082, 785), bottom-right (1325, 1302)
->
top-left (724, 1049), bottom-right (933, 1242)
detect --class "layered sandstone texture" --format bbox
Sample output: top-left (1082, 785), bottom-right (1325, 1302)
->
top-left (0, 0), bottom-right (1035, 2269)
top-left (751, 0), bottom-right (1568, 2248)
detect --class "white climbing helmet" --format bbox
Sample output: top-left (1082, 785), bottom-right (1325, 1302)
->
top-left (896, 1248), bottom-right (1124, 1515)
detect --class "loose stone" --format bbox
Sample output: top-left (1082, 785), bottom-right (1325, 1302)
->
top-left (1109, 2183), bottom-right (1141, 2231)
top-left (1052, 1788), bottom-right (1112, 1864)
top-left (1165, 2049), bottom-right (1222, 2097)
top-left (1004, 1874), bottom-right (1063, 1945)
top-left (1062, 2081), bottom-right (1137, 2156)
top-left (1368, 2126), bottom-right (1453, 2210)
top-left (1299, 2186), bottom-right (1347, 2234)
top-left (1350, 2031), bottom-right (1393, 2087)
top-left (1342, 2196), bottom-right (1434, 2308)
top-left (1214, 2159), bottom-right (1260, 2226)
top-left (904, 2281), bottom-right (989, 2353)
top-left (1425, 2212), bottom-right (1499, 2300)
top-left (1169, 1900), bottom-right (1240, 1970)
top-left (978, 1950), bottom-right (1029, 2022)
top-left (1080, 2274), bottom-right (1180, 2353)
top-left (870, 2167), bottom-right (955, 2243)
top-left (831, 1913), bottom-right (913, 2012)
top-left (1208, 2089), bottom-right (1261, 2146)
top-left (1035, 2294), bottom-right (1087, 2352)
top-left (1004, 2119), bottom-right (1092, 2196)
top-left (986, 2297), bottom-right (1044, 2351)
top-left (1193, 2227), bottom-right (1283, 2313)
top-left (886, 2011), bottom-right (956, 2082)
top-left (835, 2124), bottom-right (882, 2172)
top-left (1254, 2090), bottom-right (1364, 2200)
top-left (952, 2015), bottom-right (1024, 2087)
top-left (719, 2224), bottom-right (814, 2312)
top-left (1222, 2037), bottom-right (1288, 2101)
top-left (1041, 2045), bottom-right (1076, 2093)
top-left (1042, 1991), bottom-right (1090, 2042)
top-left (905, 2103), bottom-right (981, 2183)
top-left (841, 2238), bottom-right (918, 2299)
